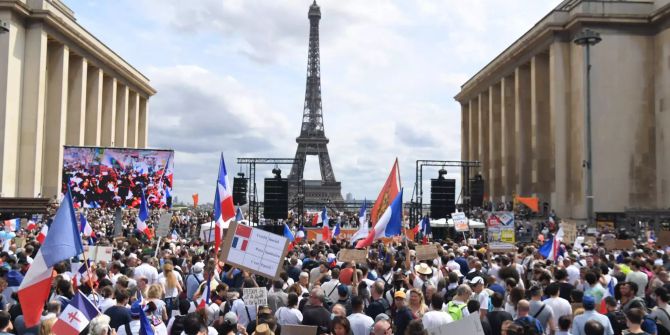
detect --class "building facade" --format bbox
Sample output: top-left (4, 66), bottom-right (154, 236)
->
top-left (0, 0), bottom-right (156, 199)
top-left (455, 0), bottom-right (670, 220)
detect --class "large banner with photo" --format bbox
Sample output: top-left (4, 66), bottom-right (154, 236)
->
top-left (62, 146), bottom-right (174, 209)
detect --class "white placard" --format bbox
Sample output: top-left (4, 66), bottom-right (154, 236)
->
top-left (156, 212), bottom-right (173, 237)
top-left (221, 222), bottom-right (290, 279)
top-left (452, 212), bottom-right (469, 232)
top-left (242, 287), bottom-right (268, 306)
top-left (428, 314), bottom-right (485, 335)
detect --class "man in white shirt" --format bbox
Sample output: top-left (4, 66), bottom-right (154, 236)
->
top-left (625, 260), bottom-right (649, 299)
top-left (423, 294), bottom-right (453, 332)
top-left (543, 283), bottom-right (573, 330)
top-left (347, 296), bottom-right (374, 335)
top-left (133, 255), bottom-right (158, 285)
top-left (565, 258), bottom-right (581, 286)
top-left (469, 276), bottom-right (489, 319)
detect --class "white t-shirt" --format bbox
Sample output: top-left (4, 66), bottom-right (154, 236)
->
top-left (423, 310), bottom-right (453, 332)
top-left (347, 313), bottom-right (374, 335)
top-left (474, 290), bottom-right (490, 311)
top-left (134, 263), bottom-right (159, 285)
top-left (158, 273), bottom-right (183, 298)
top-left (544, 297), bottom-right (573, 329)
top-left (232, 299), bottom-right (256, 327)
top-left (275, 306), bottom-right (303, 326)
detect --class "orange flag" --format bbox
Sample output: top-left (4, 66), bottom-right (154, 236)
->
top-left (515, 196), bottom-right (539, 212)
top-left (370, 159), bottom-right (401, 227)
top-left (192, 193), bottom-right (199, 208)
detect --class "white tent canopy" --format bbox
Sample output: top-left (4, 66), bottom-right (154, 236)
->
top-left (430, 218), bottom-right (485, 229)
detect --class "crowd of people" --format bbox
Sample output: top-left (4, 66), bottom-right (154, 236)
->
top-left (0, 205), bottom-right (668, 335)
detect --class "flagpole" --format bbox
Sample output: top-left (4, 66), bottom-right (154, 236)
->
top-left (154, 236), bottom-right (162, 258)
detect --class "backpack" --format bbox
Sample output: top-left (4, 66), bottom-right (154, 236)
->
top-left (444, 287), bottom-right (458, 303)
top-left (514, 317), bottom-right (539, 335)
top-left (655, 308), bottom-right (670, 335)
top-left (608, 310), bottom-right (627, 333)
top-left (446, 301), bottom-right (467, 321)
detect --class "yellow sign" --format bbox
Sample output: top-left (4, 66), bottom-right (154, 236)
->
top-left (501, 230), bottom-right (515, 244)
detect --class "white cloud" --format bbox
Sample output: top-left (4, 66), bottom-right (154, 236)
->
top-left (66, 0), bottom-right (562, 206)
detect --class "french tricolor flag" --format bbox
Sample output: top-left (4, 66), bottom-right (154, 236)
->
top-left (232, 224), bottom-right (252, 252)
top-left (18, 186), bottom-right (84, 327)
top-left (79, 212), bottom-right (95, 238)
top-left (136, 189), bottom-right (153, 239)
top-left (4, 218), bottom-right (19, 232)
top-left (51, 292), bottom-right (99, 335)
top-left (356, 189), bottom-right (404, 249)
top-left (26, 218), bottom-right (37, 231)
top-left (198, 273), bottom-right (212, 310)
top-left (295, 224), bottom-right (305, 242)
top-left (213, 154), bottom-right (235, 255)
top-left (36, 224), bottom-right (48, 244)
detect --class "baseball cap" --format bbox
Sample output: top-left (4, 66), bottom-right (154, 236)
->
top-left (582, 295), bottom-right (595, 309)
top-left (223, 312), bottom-right (237, 326)
top-left (468, 276), bottom-right (484, 285)
top-left (394, 290), bottom-right (406, 299)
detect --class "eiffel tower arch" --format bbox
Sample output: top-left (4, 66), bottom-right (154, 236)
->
top-left (288, 1), bottom-right (343, 210)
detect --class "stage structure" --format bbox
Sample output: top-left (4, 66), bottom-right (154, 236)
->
top-left (287, 1), bottom-right (344, 207)
top-left (237, 158), bottom-right (304, 225)
top-left (409, 160), bottom-right (481, 225)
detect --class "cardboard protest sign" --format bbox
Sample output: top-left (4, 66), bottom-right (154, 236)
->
top-left (220, 222), bottom-right (290, 280)
top-left (85, 246), bottom-right (114, 263)
top-left (281, 325), bottom-right (318, 335)
top-left (452, 212), bottom-right (469, 232)
top-left (415, 245), bottom-right (439, 261)
top-left (242, 287), bottom-right (268, 306)
top-left (428, 313), bottom-right (485, 335)
top-left (584, 236), bottom-right (597, 246)
top-left (658, 231), bottom-right (670, 246)
top-left (561, 221), bottom-right (577, 244)
top-left (337, 249), bottom-right (367, 264)
top-left (156, 212), bottom-right (173, 237)
top-left (604, 239), bottom-right (635, 251)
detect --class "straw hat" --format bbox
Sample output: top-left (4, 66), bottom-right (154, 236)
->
top-left (414, 263), bottom-right (433, 276)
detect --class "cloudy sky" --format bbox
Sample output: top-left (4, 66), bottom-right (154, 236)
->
top-left (67, 0), bottom-right (560, 205)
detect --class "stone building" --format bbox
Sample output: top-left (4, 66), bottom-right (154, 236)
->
top-left (0, 0), bottom-right (156, 199)
top-left (455, 0), bottom-right (670, 220)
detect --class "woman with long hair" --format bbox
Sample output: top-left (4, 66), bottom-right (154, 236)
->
top-left (275, 292), bottom-right (303, 326)
top-left (408, 288), bottom-right (429, 318)
top-left (146, 284), bottom-right (169, 324)
top-left (159, 263), bottom-right (182, 318)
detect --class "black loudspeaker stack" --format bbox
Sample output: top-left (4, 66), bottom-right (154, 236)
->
top-left (264, 178), bottom-right (288, 220)
top-left (470, 178), bottom-right (485, 208)
top-left (430, 178), bottom-right (456, 219)
top-left (233, 177), bottom-right (247, 206)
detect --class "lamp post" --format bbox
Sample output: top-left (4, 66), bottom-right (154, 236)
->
top-left (573, 28), bottom-right (602, 228)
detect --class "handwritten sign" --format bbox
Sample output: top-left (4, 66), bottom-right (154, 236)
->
top-left (242, 287), bottom-right (268, 306)
top-left (156, 212), bottom-right (173, 237)
top-left (220, 222), bottom-right (290, 279)
top-left (452, 212), bottom-right (469, 232)
top-left (415, 244), bottom-right (439, 261)
top-left (337, 249), bottom-right (368, 264)
top-left (657, 231), bottom-right (670, 246)
top-left (561, 221), bottom-right (577, 244)
top-left (85, 246), bottom-right (114, 263)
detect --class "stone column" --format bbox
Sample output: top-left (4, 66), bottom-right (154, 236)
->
top-left (531, 53), bottom-right (552, 202)
top-left (42, 42), bottom-right (69, 198)
top-left (469, 98), bottom-right (479, 163)
top-left (462, 103), bottom-right (469, 163)
top-left (501, 74), bottom-right (517, 201)
top-left (138, 97), bottom-right (148, 147)
top-left (85, 66), bottom-right (103, 146)
top-left (115, 84), bottom-right (129, 147)
top-left (550, 43), bottom-right (571, 216)
top-left (515, 64), bottom-right (532, 196)
top-left (489, 83), bottom-right (502, 201)
top-left (0, 13), bottom-right (24, 197)
top-left (66, 55), bottom-right (87, 146)
top-left (479, 91), bottom-right (490, 190)
top-left (128, 91), bottom-right (139, 148)
top-left (100, 76), bottom-right (117, 146)
top-left (18, 23), bottom-right (48, 197)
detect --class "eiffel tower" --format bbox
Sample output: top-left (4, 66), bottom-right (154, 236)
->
top-left (288, 0), bottom-right (343, 209)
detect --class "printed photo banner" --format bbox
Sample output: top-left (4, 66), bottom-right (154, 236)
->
top-left (220, 222), bottom-right (290, 280)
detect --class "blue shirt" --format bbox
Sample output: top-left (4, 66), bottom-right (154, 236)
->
top-left (572, 310), bottom-right (614, 335)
